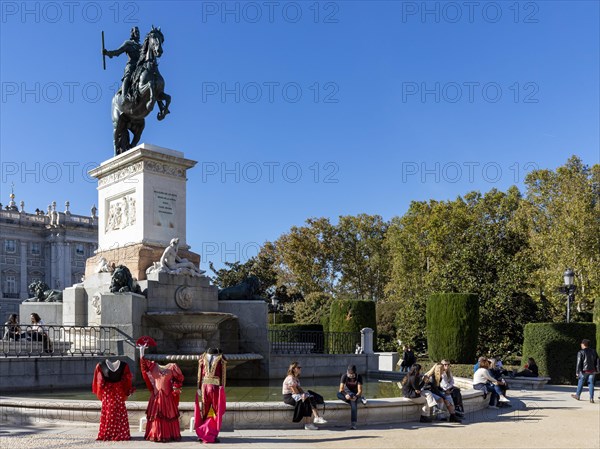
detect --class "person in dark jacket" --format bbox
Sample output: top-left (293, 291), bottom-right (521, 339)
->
top-left (400, 346), bottom-right (417, 372)
top-left (515, 358), bottom-right (539, 378)
top-left (571, 339), bottom-right (600, 403)
top-left (402, 364), bottom-right (444, 423)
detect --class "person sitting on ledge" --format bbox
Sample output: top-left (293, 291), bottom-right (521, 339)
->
top-left (3, 313), bottom-right (23, 341)
top-left (514, 357), bottom-right (539, 377)
top-left (473, 359), bottom-right (509, 408)
top-left (27, 313), bottom-right (52, 353)
top-left (282, 361), bottom-right (327, 430)
top-left (402, 363), bottom-right (444, 423)
top-left (337, 364), bottom-right (368, 430)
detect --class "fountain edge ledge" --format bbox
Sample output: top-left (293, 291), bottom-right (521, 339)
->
top-left (0, 378), bottom-right (488, 430)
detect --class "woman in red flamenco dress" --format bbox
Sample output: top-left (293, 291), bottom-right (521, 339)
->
top-left (92, 359), bottom-right (135, 441)
top-left (139, 343), bottom-right (184, 442)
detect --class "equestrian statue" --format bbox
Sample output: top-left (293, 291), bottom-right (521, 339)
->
top-left (103, 26), bottom-right (171, 155)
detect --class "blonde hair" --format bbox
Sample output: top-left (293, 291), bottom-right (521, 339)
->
top-left (425, 363), bottom-right (444, 385)
top-left (287, 361), bottom-right (300, 377)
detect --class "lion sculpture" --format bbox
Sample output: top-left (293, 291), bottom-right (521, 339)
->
top-left (25, 281), bottom-right (63, 302)
top-left (109, 265), bottom-right (142, 294)
top-left (218, 275), bottom-right (264, 301)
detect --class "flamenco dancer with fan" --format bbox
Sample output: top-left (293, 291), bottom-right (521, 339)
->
top-left (137, 336), bottom-right (184, 442)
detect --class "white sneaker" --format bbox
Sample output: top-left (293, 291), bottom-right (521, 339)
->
top-left (360, 397), bottom-right (368, 405)
top-left (314, 416), bottom-right (327, 424)
top-left (305, 423), bottom-right (318, 430)
top-left (498, 396), bottom-right (510, 403)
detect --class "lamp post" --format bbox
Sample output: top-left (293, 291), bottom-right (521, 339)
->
top-left (562, 268), bottom-right (576, 323)
top-left (271, 297), bottom-right (279, 324)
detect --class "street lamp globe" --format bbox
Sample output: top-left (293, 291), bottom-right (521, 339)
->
top-left (563, 268), bottom-right (575, 286)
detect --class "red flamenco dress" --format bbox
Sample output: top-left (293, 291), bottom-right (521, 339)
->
top-left (141, 357), bottom-right (184, 442)
top-left (92, 360), bottom-right (135, 441)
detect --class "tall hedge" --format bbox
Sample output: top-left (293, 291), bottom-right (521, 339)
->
top-left (426, 293), bottom-right (479, 363)
top-left (521, 323), bottom-right (597, 385)
top-left (329, 300), bottom-right (376, 353)
top-left (329, 300), bottom-right (376, 332)
top-left (594, 300), bottom-right (600, 351)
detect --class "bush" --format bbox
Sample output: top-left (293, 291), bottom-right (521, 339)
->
top-left (376, 302), bottom-right (400, 351)
top-left (268, 324), bottom-right (323, 332)
top-left (329, 299), bottom-right (376, 353)
top-left (521, 322), bottom-right (597, 384)
top-left (426, 293), bottom-right (479, 364)
top-left (294, 292), bottom-right (334, 324)
top-left (268, 313), bottom-right (294, 325)
top-left (594, 299), bottom-right (600, 351)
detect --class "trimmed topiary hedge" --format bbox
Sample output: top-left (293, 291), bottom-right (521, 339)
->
top-left (426, 293), bottom-right (479, 364)
top-left (521, 322), bottom-right (597, 385)
top-left (268, 313), bottom-right (294, 325)
top-left (268, 324), bottom-right (323, 332)
top-left (329, 300), bottom-right (376, 353)
top-left (594, 299), bottom-right (600, 351)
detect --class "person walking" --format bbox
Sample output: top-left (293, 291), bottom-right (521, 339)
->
top-left (337, 365), bottom-right (367, 429)
top-left (571, 339), bottom-right (600, 403)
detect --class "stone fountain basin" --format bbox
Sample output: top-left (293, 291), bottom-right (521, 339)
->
top-left (145, 311), bottom-right (236, 335)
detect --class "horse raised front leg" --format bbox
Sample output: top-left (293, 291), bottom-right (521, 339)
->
top-left (157, 93), bottom-right (171, 121)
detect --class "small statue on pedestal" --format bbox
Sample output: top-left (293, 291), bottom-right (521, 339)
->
top-left (146, 238), bottom-right (205, 277)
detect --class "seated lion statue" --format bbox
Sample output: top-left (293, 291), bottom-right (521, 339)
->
top-left (24, 280), bottom-right (63, 302)
top-left (218, 275), bottom-right (264, 301)
top-left (110, 265), bottom-right (142, 294)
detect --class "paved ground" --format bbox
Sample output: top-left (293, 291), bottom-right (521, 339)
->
top-left (1, 386), bottom-right (598, 449)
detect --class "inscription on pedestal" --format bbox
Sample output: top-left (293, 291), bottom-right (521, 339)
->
top-left (154, 191), bottom-right (177, 229)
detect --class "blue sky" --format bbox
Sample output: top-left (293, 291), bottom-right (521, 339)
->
top-left (1, 0), bottom-right (599, 270)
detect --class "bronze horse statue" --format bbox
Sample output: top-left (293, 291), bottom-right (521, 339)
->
top-left (111, 27), bottom-right (171, 155)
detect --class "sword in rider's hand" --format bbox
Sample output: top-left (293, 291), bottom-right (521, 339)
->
top-left (101, 31), bottom-right (106, 70)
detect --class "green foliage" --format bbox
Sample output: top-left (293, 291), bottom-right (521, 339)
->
top-left (594, 299), bottom-right (600, 350)
top-left (336, 214), bottom-right (390, 301)
top-left (268, 313), bottom-right (294, 325)
top-left (521, 323), bottom-right (597, 384)
top-left (329, 300), bottom-right (376, 333)
top-left (376, 302), bottom-right (400, 351)
top-left (520, 157), bottom-right (600, 319)
top-left (294, 292), bottom-right (334, 324)
top-left (426, 293), bottom-right (479, 363)
top-left (329, 300), bottom-right (376, 353)
top-left (269, 323), bottom-right (323, 332)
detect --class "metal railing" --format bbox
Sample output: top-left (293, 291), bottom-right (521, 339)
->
top-left (0, 324), bottom-right (123, 357)
top-left (268, 330), bottom-right (361, 355)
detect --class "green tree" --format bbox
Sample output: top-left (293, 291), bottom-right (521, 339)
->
top-left (336, 214), bottom-right (390, 301)
top-left (294, 292), bottom-right (334, 324)
top-left (519, 156), bottom-right (600, 319)
top-left (274, 217), bottom-right (339, 296)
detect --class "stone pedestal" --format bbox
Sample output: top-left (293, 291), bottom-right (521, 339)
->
top-left (62, 285), bottom-right (87, 326)
top-left (100, 293), bottom-right (147, 364)
top-left (87, 143), bottom-right (198, 280)
top-left (142, 271), bottom-right (218, 312)
top-left (85, 243), bottom-right (200, 281)
top-left (20, 302), bottom-right (63, 325)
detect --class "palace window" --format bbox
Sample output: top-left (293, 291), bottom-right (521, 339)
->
top-left (4, 240), bottom-right (16, 253)
top-left (75, 244), bottom-right (85, 257)
top-left (31, 242), bottom-right (41, 256)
